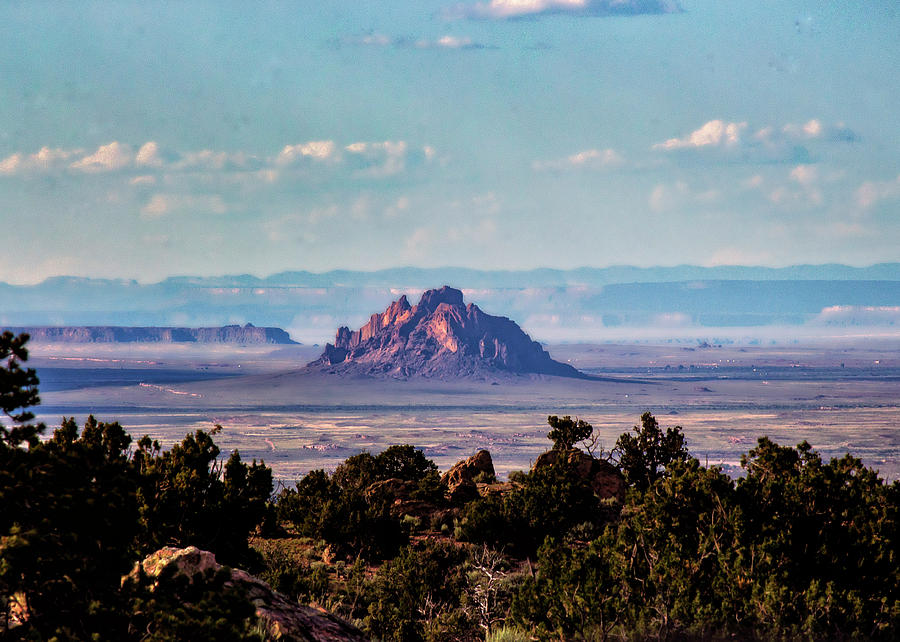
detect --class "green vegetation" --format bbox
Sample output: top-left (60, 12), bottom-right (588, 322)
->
top-left (2, 331), bottom-right (899, 641)
top-left (546, 414), bottom-right (593, 450)
top-left (0, 332), bottom-right (271, 639)
top-left (611, 410), bottom-right (691, 491)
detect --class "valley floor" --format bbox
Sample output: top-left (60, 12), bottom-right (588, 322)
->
top-left (26, 340), bottom-right (900, 482)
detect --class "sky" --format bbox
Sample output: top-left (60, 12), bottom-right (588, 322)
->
top-left (0, 0), bottom-right (898, 284)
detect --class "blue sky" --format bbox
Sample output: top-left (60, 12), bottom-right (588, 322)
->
top-left (0, 0), bottom-right (897, 283)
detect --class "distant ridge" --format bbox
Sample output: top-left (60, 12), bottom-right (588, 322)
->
top-left (2, 266), bottom-right (899, 342)
top-left (5, 263), bottom-right (900, 290)
top-left (308, 286), bottom-right (584, 379)
top-left (1, 324), bottom-right (298, 345)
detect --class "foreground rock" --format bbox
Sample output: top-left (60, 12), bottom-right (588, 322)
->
top-left (441, 449), bottom-right (496, 503)
top-left (442, 449), bottom-right (495, 487)
top-left (309, 286), bottom-right (585, 379)
top-left (534, 448), bottom-right (626, 503)
top-left (129, 546), bottom-right (368, 641)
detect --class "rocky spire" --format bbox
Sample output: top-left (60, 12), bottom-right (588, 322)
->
top-left (309, 286), bottom-right (586, 379)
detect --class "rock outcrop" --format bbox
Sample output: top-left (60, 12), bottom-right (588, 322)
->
top-left (2, 323), bottom-right (297, 344)
top-left (308, 286), bottom-right (584, 379)
top-left (128, 546), bottom-right (368, 641)
top-left (533, 449), bottom-right (626, 503)
top-left (442, 450), bottom-right (495, 488)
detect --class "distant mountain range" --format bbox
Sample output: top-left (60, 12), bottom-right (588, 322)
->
top-left (2, 265), bottom-right (899, 343)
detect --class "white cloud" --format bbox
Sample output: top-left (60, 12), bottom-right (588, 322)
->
top-left (140, 193), bottom-right (228, 218)
top-left (0, 146), bottom-right (84, 174)
top-left (129, 175), bottom-right (157, 186)
top-left (345, 140), bottom-right (410, 177)
top-left (780, 119), bottom-right (822, 140)
top-left (171, 149), bottom-right (257, 171)
top-left (0, 153), bottom-right (22, 175)
top-left (436, 35), bottom-right (473, 48)
top-left (32, 146), bottom-right (84, 170)
top-left (653, 120), bottom-right (747, 151)
top-left (654, 118), bottom-right (858, 163)
top-left (533, 147), bottom-right (623, 171)
top-left (789, 164), bottom-right (817, 186)
top-left (754, 119), bottom-right (858, 150)
top-left (415, 35), bottom-right (486, 49)
top-left (743, 166), bottom-right (828, 209)
top-left (445, 0), bottom-right (680, 20)
top-left (353, 33), bottom-right (392, 46)
top-left (275, 140), bottom-right (337, 165)
top-left (343, 32), bottom-right (489, 49)
top-left (856, 175), bottom-right (900, 211)
top-left (135, 141), bottom-right (164, 168)
top-left (141, 194), bottom-right (171, 218)
top-left (0, 139), bottom-right (437, 185)
top-left (70, 141), bottom-right (133, 172)
top-left (765, 164), bottom-right (823, 207)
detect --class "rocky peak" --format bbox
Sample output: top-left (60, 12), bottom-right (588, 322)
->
top-left (417, 285), bottom-right (465, 312)
top-left (309, 286), bottom-right (586, 379)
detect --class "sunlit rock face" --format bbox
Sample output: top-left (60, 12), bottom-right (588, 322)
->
top-left (309, 286), bottom-right (585, 379)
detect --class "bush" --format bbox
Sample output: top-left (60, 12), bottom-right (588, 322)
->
top-left (275, 445), bottom-right (446, 561)
top-left (377, 444), bottom-right (439, 482)
top-left (611, 411), bottom-right (689, 492)
top-left (365, 541), bottom-right (474, 642)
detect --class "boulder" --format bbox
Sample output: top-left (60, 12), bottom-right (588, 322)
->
top-left (442, 449), bottom-right (495, 487)
top-left (533, 449), bottom-right (626, 503)
top-left (442, 450), bottom-right (496, 505)
top-left (448, 478), bottom-right (479, 505)
top-left (127, 546), bottom-right (368, 641)
top-left (476, 481), bottom-right (516, 499)
top-left (364, 477), bottom-right (414, 503)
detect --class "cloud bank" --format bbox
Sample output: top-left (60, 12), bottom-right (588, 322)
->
top-left (444, 0), bottom-right (681, 20)
top-left (0, 139), bottom-right (437, 181)
top-left (856, 174), bottom-right (900, 211)
top-left (340, 32), bottom-right (491, 50)
top-left (652, 118), bottom-right (858, 163)
top-left (533, 148), bottom-right (623, 171)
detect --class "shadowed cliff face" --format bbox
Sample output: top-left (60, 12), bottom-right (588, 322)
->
top-left (309, 286), bottom-right (585, 379)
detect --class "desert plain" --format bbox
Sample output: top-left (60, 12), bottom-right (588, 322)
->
top-left (25, 339), bottom-right (900, 483)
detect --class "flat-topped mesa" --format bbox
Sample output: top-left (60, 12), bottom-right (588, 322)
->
top-left (310, 286), bottom-right (586, 379)
top-left (1, 323), bottom-right (298, 344)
